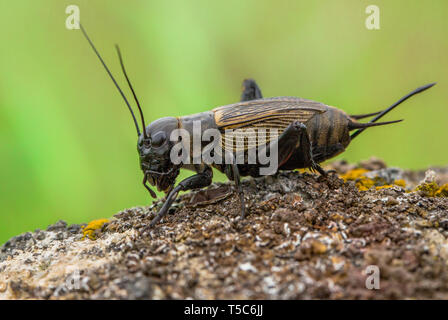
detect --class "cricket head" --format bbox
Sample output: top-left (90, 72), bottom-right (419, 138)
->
top-left (138, 117), bottom-right (180, 194)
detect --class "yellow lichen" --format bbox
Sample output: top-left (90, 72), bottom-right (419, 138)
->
top-left (340, 168), bottom-right (369, 182)
top-left (81, 218), bottom-right (109, 240)
top-left (375, 179), bottom-right (406, 190)
top-left (356, 178), bottom-right (375, 191)
top-left (394, 179), bottom-right (406, 188)
top-left (414, 182), bottom-right (448, 198)
top-left (340, 168), bottom-right (373, 191)
top-left (435, 184), bottom-right (448, 197)
top-left (297, 168), bottom-right (314, 174)
top-left (341, 169), bottom-right (408, 191)
top-left (415, 182), bottom-right (440, 197)
top-left (375, 184), bottom-right (394, 190)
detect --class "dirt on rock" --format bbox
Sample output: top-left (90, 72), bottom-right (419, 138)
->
top-left (1, 158), bottom-right (448, 299)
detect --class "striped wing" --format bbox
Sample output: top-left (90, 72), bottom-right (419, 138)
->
top-left (213, 97), bottom-right (328, 152)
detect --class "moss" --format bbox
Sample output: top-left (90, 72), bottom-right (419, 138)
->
top-left (81, 218), bottom-right (109, 240)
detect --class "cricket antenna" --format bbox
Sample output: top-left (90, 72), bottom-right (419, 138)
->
top-left (79, 24), bottom-right (142, 137)
top-left (350, 82), bottom-right (436, 140)
top-left (115, 45), bottom-right (148, 139)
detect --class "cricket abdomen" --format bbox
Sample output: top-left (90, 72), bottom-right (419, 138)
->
top-left (308, 106), bottom-right (351, 162)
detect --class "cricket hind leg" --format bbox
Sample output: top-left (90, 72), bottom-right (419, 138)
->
top-left (224, 121), bottom-right (325, 220)
top-left (243, 121), bottom-right (326, 177)
top-left (276, 121), bottom-right (325, 175)
top-left (274, 123), bottom-right (327, 176)
top-left (240, 79), bottom-right (263, 101)
top-left (295, 124), bottom-right (327, 177)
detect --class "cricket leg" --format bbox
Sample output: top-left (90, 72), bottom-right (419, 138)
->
top-left (296, 124), bottom-right (327, 176)
top-left (240, 78), bottom-right (263, 101)
top-left (147, 166), bottom-right (213, 228)
top-left (232, 162), bottom-right (246, 218)
top-left (262, 121), bottom-right (326, 176)
top-left (142, 173), bottom-right (157, 198)
top-left (224, 121), bottom-right (314, 219)
top-left (223, 156), bottom-right (246, 219)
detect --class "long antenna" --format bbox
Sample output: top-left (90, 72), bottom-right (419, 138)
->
top-left (79, 24), bottom-right (141, 136)
top-left (350, 82), bottom-right (436, 140)
top-left (115, 45), bottom-right (148, 139)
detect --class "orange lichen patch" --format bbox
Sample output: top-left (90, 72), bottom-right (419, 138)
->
top-left (435, 184), bottom-right (448, 197)
top-left (81, 218), bottom-right (109, 240)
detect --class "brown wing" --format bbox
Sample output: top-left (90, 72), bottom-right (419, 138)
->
top-left (213, 97), bottom-right (328, 153)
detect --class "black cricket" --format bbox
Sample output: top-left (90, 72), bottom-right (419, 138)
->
top-left (80, 25), bottom-right (435, 228)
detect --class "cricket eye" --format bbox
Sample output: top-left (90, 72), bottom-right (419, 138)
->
top-left (151, 131), bottom-right (167, 148)
top-left (143, 139), bottom-right (152, 148)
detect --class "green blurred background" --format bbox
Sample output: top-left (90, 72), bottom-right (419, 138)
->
top-left (0, 0), bottom-right (446, 244)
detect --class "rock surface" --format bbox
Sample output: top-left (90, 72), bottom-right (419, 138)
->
top-left (1, 159), bottom-right (448, 299)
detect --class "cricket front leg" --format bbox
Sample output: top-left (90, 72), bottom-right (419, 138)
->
top-left (148, 165), bottom-right (213, 228)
